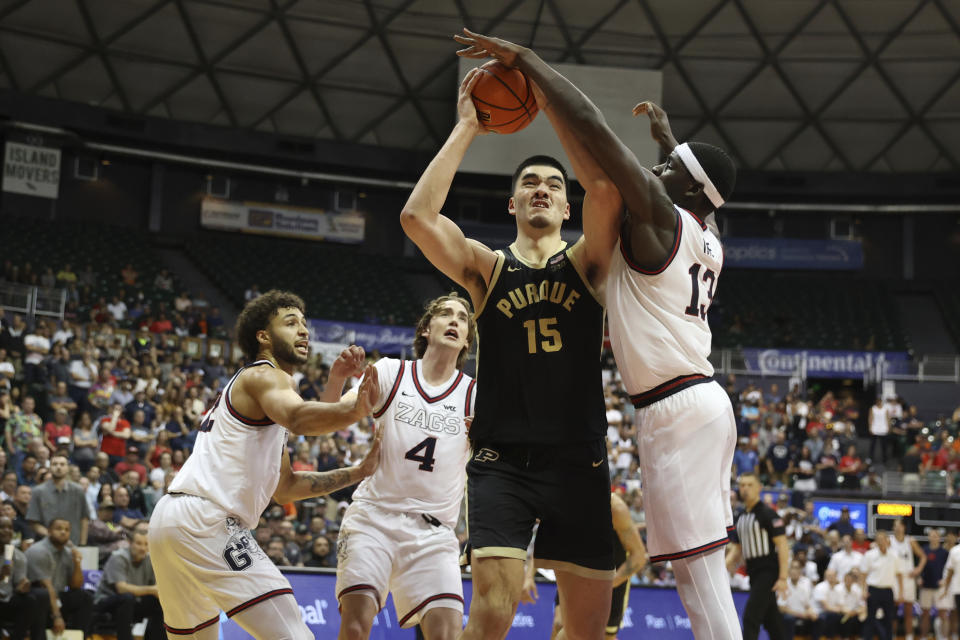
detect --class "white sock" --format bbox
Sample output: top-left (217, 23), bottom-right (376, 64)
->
top-left (671, 547), bottom-right (743, 640)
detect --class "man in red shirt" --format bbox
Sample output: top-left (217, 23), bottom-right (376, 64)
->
top-left (98, 403), bottom-right (131, 465)
top-left (114, 447), bottom-right (148, 485)
top-left (43, 408), bottom-right (73, 454)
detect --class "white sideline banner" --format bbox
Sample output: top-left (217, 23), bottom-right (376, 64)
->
top-left (201, 197), bottom-right (365, 244)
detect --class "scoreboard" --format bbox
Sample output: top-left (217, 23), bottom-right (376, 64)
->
top-left (869, 499), bottom-right (960, 539)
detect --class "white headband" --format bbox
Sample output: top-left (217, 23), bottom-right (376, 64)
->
top-left (674, 142), bottom-right (724, 209)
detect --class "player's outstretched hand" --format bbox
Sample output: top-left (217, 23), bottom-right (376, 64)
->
top-left (357, 427), bottom-right (383, 478)
top-left (454, 28), bottom-right (525, 67)
top-left (457, 68), bottom-right (485, 133)
top-left (520, 573), bottom-right (538, 605)
top-left (330, 345), bottom-right (366, 380)
top-left (352, 364), bottom-right (380, 418)
top-left (632, 101), bottom-right (678, 150)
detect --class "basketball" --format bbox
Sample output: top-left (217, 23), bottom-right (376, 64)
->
top-left (470, 61), bottom-right (539, 134)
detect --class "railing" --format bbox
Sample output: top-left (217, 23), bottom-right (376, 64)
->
top-left (882, 470), bottom-right (954, 496)
top-left (0, 281), bottom-right (66, 321)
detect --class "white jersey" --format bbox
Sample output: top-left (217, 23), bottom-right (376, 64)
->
top-left (607, 206), bottom-right (721, 397)
top-left (352, 358), bottom-right (474, 528)
top-left (168, 360), bottom-right (287, 529)
top-left (890, 535), bottom-right (915, 574)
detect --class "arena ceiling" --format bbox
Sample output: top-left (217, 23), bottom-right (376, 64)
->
top-left (1, 0), bottom-right (959, 173)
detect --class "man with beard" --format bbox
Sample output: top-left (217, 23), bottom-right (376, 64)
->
top-left (25, 518), bottom-right (92, 638)
top-left (148, 290), bottom-right (381, 639)
top-left (26, 454), bottom-right (90, 545)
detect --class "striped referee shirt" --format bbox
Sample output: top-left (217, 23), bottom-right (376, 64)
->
top-left (732, 501), bottom-right (785, 574)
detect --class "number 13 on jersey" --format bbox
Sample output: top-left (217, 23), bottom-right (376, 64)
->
top-left (684, 263), bottom-right (716, 321)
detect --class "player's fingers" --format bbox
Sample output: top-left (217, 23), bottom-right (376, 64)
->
top-left (632, 102), bottom-right (648, 116)
top-left (456, 47), bottom-right (488, 59)
top-left (465, 68), bottom-right (483, 93)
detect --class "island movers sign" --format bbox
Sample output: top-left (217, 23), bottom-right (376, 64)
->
top-left (2, 141), bottom-right (61, 199)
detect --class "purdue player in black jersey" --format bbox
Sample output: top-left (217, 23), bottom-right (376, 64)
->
top-left (401, 70), bottom-right (622, 640)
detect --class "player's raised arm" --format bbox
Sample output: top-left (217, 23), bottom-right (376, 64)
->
top-left (318, 345), bottom-right (366, 403)
top-left (273, 427), bottom-right (382, 504)
top-left (237, 363), bottom-right (379, 436)
top-left (633, 101), bottom-right (680, 156)
top-left (400, 69), bottom-right (498, 307)
top-left (531, 80), bottom-right (622, 292)
top-left (454, 30), bottom-right (677, 244)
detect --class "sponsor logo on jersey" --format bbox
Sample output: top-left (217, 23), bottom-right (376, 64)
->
top-left (703, 238), bottom-right (718, 259)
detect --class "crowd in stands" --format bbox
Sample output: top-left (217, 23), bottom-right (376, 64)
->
top-left (3, 261), bottom-right (960, 638)
top-left (1, 260), bottom-right (229, 341)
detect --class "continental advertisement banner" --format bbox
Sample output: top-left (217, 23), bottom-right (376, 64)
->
top-left (201, 197), bottom-right (364, 244)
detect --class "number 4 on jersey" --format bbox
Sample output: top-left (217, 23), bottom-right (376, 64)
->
top-left (405, 436), bottom-right (437, 472)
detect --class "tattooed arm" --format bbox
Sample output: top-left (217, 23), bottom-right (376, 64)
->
top-left (273, 428), bottom-right (382, 504)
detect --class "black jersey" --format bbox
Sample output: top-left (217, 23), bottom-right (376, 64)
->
top-left (731, 501), bottom-right (785, 575)
top-left (470, 241), bottom-right (606, 444)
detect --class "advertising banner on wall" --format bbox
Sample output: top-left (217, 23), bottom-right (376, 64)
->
top-left (723, 237), bottom-right (863, 270)
top-left (213, 571), bottom-right (764, 639)
top-left (2, 141), bottom-right (61, 199)
top-left (742, 348), bottom-right (911, 378)
top-left (201, 198), bottom-right (365, 244)
top-left (308, 318), bottom-right (415, 355)
top-left (811, 499), bottom-right (869, 531)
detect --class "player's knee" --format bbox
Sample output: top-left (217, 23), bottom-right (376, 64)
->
top-left (339, 618), bottom-right (374, 640)
top-left (560, 613), bottom-right (607, 640)
top-left (469, 600), bottom-right (515, 635)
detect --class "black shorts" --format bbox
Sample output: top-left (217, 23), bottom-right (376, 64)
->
top-left (466, 438), bottom-right (614, 578)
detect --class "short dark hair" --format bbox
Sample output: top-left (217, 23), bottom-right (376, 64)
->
top-left (412, 294), bottom-right (476, 369)
top-left (688, 142), bottom-right (736, 203)
top-left (511, 155), bottom-right (568, 193)
top-left (48, 517), bottom-right (70, 529)
top-left (235, 290), bottom-right (306, 361)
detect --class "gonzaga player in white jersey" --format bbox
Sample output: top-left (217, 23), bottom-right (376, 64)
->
top-left (891, 518), bottom-right (926, 640)
top-left (329, 295), bottom-right (476, 640)
top-left (149, 290), bottom-right (381, 640)
top-left (452, 30), bottom-right (741, 638)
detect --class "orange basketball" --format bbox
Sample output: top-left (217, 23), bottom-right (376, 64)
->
top-left (470, 61), bottom-right (539, 134)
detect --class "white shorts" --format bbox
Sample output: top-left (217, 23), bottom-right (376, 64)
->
top-left (894, 575), bottom-right (918, 603)
top-left (635, 381), bottom-right (736, 562)
top-left (149, 493), bottom-right (310, 637)
top-left (335, 501), bottom-right (464, 628)
top-left (920, 587), bottom-right (954, 610)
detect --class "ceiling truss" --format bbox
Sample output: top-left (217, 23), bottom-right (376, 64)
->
top-left (0, 0), bottom-right (956, 172)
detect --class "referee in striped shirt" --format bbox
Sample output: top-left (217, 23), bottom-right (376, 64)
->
top-left (727, 472), bottom-right (790, 640)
